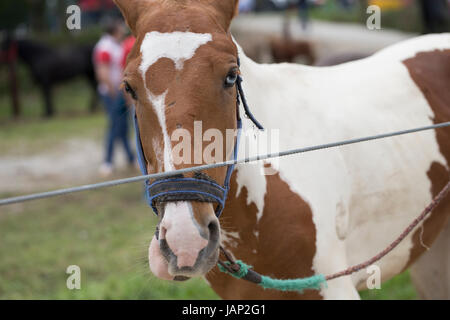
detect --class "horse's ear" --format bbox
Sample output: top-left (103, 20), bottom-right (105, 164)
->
top-left (208, 0), bottom-right (239, 31)
top-left (113, 0), bottom-right (150, 34)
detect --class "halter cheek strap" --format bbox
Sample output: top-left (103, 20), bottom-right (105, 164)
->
top-left (133, 57), bottom-right (261, 217)
top-left (133, 112), bottom-right (241, 217)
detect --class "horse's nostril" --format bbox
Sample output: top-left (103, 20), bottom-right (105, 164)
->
top-left (160, 226), bottom-right (167, 239)
top-left (208, 220), bottom-right (219, 242)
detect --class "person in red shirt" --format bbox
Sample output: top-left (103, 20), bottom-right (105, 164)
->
top-left (94, 20), bottom-right (135, 176)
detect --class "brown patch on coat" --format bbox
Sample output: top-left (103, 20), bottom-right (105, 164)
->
top-left (206, 168), bottom-right (322, 299)
top-left (145, 58), bottom-right (176, 96)
top-left (402, 49), bottom-right (450, 268)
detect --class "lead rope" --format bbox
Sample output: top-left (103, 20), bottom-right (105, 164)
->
top-left (218, 180), bottom-right (450, 293)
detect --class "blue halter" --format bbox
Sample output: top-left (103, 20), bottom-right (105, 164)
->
top-left (133, 61), bottom-right (263, 217)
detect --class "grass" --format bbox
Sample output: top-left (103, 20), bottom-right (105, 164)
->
top-left (360, 271), bottom-right (417, 300)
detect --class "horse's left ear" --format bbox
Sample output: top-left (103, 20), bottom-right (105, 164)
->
top-left (208, 0), bottom-right (239, 31)
top-left (113, 0), bottom-right (151, 34)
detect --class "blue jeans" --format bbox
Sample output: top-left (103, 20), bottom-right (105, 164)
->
top-left (100, 92), bottom-right (135, 165)
top-left (298, 0), bottom-right (310, 30)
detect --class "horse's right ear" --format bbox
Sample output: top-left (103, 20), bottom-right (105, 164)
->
top-left (208, 0), bottom-right (239, 31)
top-left (113, 0), bottom-right (150, 34)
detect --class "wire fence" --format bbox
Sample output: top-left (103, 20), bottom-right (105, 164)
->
top-left (1, 121), bottom-right (450, 207)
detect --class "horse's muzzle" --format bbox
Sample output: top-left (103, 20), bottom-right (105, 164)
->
top-left (149, 202), bottom-right (220, 279)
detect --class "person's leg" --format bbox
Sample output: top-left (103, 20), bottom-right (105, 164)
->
top-left (298, 0), bottom-right (309, 30)
top-left (430, 0), bottom-right (449, 33)
top-left (100, 93), bottom-right (115, 168)
top-left (419, 0), bottom-right (443, 34)
top-left (116, 93), bottom-right (135, 164)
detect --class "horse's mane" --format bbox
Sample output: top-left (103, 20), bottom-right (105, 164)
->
top-left (162, 0), bottom-right (216, 8)
top-left (162, 0), bottom-right (189, 7)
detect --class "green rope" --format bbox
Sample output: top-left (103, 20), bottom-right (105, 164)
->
top-left (260, 274), bottom-right (326, 293)
top-left (218, 260), bottom-right (327, 293)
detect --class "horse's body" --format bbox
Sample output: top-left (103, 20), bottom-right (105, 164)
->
top-left (269, 37), bottom-right (315, 64)
top-left (208, 34), bottom-right (450, 299)
top-left (269, 18), bottom-right (315, 65)
top-left (11, 39), bottom-right (98, 117)
top-left (114, 0), bottom-right (449, 300)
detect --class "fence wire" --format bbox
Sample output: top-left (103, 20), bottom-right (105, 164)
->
top-left (1, 121), bottom-right (449, 207)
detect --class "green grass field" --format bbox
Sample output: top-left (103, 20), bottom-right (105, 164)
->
top-left (0, 77), bottom-right (418, 300)
top-left (0, 183), bottom-right (219, 300)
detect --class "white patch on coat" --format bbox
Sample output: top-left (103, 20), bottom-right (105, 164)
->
top-left (140, 31), bottom-right (212, 72)
top-left (147, 90), bottom-right (173, 172)
top-left (335, 200), bottom-right (349, 241)
top-left (373, 33), bottom-right (450, 61)
top-left (235, 162), bottom-right (267, 225)
top-left (152, 137), bottom-right (163, 172)
top-left (221, 230), bottom-right (240, 248)
top-left (234, 34), bottom-right (450, 299)
top-left (235, 128), bottom-right (268, 225)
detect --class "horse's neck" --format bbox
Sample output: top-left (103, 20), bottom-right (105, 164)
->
top-left (237, 45), bottom-right (314, 127)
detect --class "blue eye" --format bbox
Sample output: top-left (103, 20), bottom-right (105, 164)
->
top-left (224, 71), bottom-right (238, 88)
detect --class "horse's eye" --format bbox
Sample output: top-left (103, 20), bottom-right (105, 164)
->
top-left (124, 81), bottom-right (137, 100)
top-left (224, 70), bottom-right (238, 88)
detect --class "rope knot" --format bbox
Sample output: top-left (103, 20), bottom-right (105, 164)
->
top-left (218, 260), bottom-right (251, 279)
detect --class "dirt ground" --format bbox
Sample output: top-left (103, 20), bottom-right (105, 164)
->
top-left (0, 138), bottom-right (135, 194)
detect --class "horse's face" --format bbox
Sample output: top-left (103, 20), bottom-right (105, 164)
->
top-left (115, 0), bottom-right (240, 280)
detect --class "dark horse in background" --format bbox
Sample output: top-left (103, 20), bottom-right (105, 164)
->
top-left (2, 36), bottom-right (98, 117)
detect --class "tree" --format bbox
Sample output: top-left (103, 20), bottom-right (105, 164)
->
top-left (0, 0), bottom-right (29, 31)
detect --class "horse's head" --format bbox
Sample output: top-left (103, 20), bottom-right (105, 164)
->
top-left (115, 0), bottom-right (240, 280)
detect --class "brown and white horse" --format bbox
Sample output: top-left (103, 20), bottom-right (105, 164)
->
top-left (114, 0), bottom-right (450, 299)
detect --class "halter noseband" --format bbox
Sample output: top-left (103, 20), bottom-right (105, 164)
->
top-left (134, 57), bottom-right (263, 217)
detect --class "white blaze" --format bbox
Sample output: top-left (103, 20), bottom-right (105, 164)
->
top-left (139, 31), bottom-right (212, 172)
top-left (147, 90), bottom-right (173, 171)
